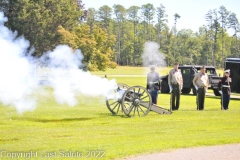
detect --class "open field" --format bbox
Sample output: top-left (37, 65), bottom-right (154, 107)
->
top-left (91, 66), bottom-right (225, 77)
top-left (0, 67), bottom-right (239, 160)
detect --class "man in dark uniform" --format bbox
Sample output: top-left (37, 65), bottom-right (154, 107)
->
top-left (146, 65), bottom-right (160, 105)
top-left (218, 69), bottom-right (232, 110)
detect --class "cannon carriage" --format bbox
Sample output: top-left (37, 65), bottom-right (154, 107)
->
top-left (106, 84), bottom-right (172, 117)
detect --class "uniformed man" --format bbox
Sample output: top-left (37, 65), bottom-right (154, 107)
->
top-left (168, 62), bottom-right (183, 110)
top-left (218, 69), bottom-right (231, 110)
top-left (146, 65), bottom-right (160, 105)
top-left (193, 66), bottom-right (209, 110)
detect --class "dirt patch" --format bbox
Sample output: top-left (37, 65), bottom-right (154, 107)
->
top-left (125, 144), bottom-right (240, 160)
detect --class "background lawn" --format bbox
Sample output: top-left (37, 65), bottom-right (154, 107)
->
top-left (91, 66), bottom-right (224, 77)
top-left (0, 66), bottom-right (239, 160)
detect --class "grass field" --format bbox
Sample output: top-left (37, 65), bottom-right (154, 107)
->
top-left (0, 66), bottom-right (239, 160)
top-left (91, 66), bottom-right (224, 76)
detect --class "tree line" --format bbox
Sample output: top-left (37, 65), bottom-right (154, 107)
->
top-left (87, 4), bottom-right (240, 68)
top-left (0, 1), bottom-right (239, 70)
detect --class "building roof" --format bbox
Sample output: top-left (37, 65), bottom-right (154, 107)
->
top-left (179, 65), bottom-right (215, 69)
top-left (225, 58), bottom-right (240, 63)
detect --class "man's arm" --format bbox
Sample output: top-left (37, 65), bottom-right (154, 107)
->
top-left (228, 77), bottom-right (232, 85)
top-left (206, 75), bottom-right (209, 88)
top-left (168, 70), bottom-right (172, 88)
top-left (157, 73), bottom-right (161, 90)
top-left (146, 74), bottom-right (149, 89)
top-left (192, 74), bottom-right (198, 87)
top-left (180, 73), bottom-right (183, 89)
top-left (218, 78), bottom-right (222, 91)
top-left (218, 78), bottom-right (223, 94)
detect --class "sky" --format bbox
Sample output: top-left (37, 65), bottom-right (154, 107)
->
top-left (83, 0), bottom-right (240, 34)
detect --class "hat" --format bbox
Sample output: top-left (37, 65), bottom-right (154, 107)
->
top-left (150, 65), bottom-right (155, 70)
top-left (224, 69), bottom-right (230, 73)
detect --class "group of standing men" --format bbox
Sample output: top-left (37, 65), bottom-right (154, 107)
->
top-left (147, 63), bottom-right (231, 110)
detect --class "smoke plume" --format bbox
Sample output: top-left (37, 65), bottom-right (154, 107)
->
top-left (141, 41), bottom-right (166, 67)
top-left (0, 12), bottom-right (117, 113)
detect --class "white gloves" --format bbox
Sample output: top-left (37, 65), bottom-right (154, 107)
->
top-left (219, 91), bottom-right (222, 95)
top-left (195, 86), bottom-right (198, 90)
top-left (169, 86), bottom-right (173, 93)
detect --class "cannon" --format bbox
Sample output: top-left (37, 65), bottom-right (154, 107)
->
top-left (106, 84), bottom-right (172, 117)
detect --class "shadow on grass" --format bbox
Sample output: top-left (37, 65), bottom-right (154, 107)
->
top-left (161, 93), bottom-right (239, 100)
top-left (99, 113), bottom-right (129, 118)
top-left (0, 138), bottom-right (19, 142)
top-left (16, 117), bottom-right (93, 123)
top-left (206, 95), bottom-right (240, 101)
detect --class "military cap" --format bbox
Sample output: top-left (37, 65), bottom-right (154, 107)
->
top-left (224, 69), bottom-right (230, 73)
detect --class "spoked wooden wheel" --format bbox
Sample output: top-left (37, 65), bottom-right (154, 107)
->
top-left (106, 83), bottom-right (129, 115)
top-left (122, 86), bottom-right (152, 117)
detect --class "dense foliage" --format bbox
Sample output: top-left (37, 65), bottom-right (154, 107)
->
top-left (87, 4), bottom-right (240, 67)
top-left (0, 0), bottom-right (116, 70)
top-left (0, 1), bottom-right (239, 69)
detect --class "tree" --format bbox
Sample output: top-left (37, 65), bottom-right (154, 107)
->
top-left (205, 9), bottom-right (220, 67)
top-left (58, 25), bottom-right (117, 71)
top-left (127, 6), bottom-right (140, 65)
top-left (113, 4), bottom-right (126, 65)
top-left (173, 13), bottom-right (181, 61)
top-left (141, 4), bottom-right (155, 41)
top-left (198, 25), bottom-right (212, 65)
top-left (228, 12), bottom-right (240, 57)
top-left (0, 0), bottom-right (83, 56)
top-left (98, 5), bottom-right (112, 35)
top-left (86, 8), bottom-right (98, 33)
top-left (156, 4), bottom-right (168, 47)
top-left (158, 25), bottom-right (172, 66)
top-left (218, 5), bottom-right (230, 67)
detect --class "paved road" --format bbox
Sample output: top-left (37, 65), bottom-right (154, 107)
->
top-left (125, 144), bottom-right (240, 160)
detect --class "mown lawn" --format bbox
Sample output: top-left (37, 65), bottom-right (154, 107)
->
top-left (0, 67), bottom-right (239, 160)
top-left (91, 66), bottom-right (224, 76)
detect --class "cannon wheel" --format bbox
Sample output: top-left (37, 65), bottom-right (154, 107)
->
top-left (106, 83), bottom-right (129, 115)
top-left (121, 86), bottom-right (152, 117)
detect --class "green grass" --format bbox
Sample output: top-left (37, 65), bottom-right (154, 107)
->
top-left (91, 66), bottom-right (224, 76)
top-left (91, 66), bottom-right (170, 76)
top-left (0, 68), bottom-right (239, 160)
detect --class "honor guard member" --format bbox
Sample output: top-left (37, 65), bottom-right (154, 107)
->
top-left (168, 62), bottom-right (183, 110)
top-left (218, 69), bottom-right (232, 110)
top-left (193, 66), bottom-right (209, 110)
top-left (146, 65), bottom-right (160, 105)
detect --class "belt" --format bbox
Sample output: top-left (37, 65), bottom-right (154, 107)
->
top-left (171, 83), bottom-right (179, 85)
top-left (198, 86), bottom-right (205, 88)
top-left (222, 85), bottom-right (230, 88)
top-left (149, 81), bottom-right (158, 84)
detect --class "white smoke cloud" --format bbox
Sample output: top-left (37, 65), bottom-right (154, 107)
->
top-left (0, 12), bottom-right (117, 113)
top-left (141, 41), bottom-right (166, 67)
top-left (41, 45), bottom-right (117, 106)
top-left (0, 12), bottom-right (37, 113)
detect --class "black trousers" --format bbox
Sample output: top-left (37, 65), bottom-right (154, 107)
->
top-left (221, 93), bottom-right (230, 110)
top-left (196, 88), bottom-right (206, 110)
top-left (150, 89), bottom-right (158, 104)
top-left (170, 84), bottom-right (181, 110)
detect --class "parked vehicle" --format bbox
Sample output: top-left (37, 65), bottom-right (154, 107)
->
top-left (211, 58), bottom-right (240, 94)
top-left (160, 65), bottom-right (221, 96)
